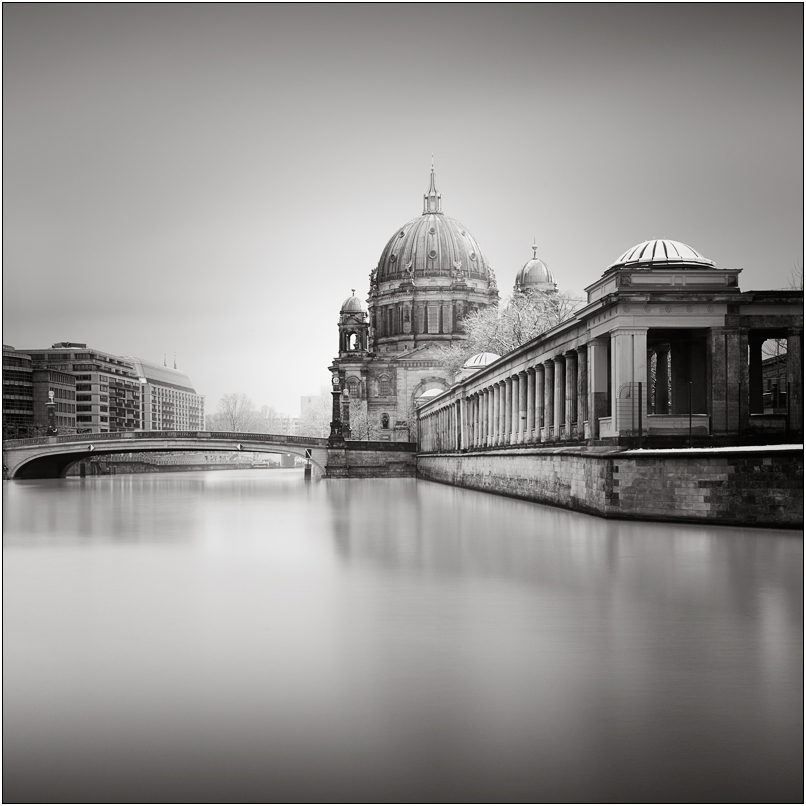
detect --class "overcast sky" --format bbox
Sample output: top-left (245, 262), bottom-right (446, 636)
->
top-left (4, 3), bottom-right (802, 415)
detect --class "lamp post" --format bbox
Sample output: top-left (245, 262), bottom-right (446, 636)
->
top-left (329, 373), bottom-right (344, 443)
top-left (46, 390), bottom-right (58, 435)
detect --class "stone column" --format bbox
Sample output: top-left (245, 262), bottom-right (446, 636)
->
top-left (535, 365), bottom-right (545, 437)
top-left (517, 371), bottom-right (527, 443)
top-left (565, 351), bottom-right (577, 438)
top-left (554, 355), bottom-right (565, 439)
top-left (509, 375), bottom-right (518, 443)
top-left (655, 345), bottom-right (670, 414)
top-left (587, 338), bottom-right (609, 438)
top-left (787, 329), bottom-right (803, 433)
top-left (576, 346), bottom-right (588, 436)
top-left (610, 328), bottom-right (648, 436)
top-left (504, 378), bottom-right (512, 444)
top-left (544, 360), bottom-right (554, 440)
top-left (526, 369), bottom-right (535, 441)
top-left (472, 392), bottom-right (480, 448)
top-left (492, 384), bottom-right (500, 445)
top-left (498, 381), bottom-right (507, 445)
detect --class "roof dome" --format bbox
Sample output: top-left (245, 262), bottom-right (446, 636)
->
top-left (515, 243), bottom-right (556, 293)
top-left (375, 167), bottom-right (493, 285)
top-left (341, 290), bottom-right (365, 313)
top-left (463, 352), bottom-right (501, 369)
top-left (608, 239), bottom-right (715, 271)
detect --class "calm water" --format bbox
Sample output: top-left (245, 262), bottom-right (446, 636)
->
top-left (3, 470), bottom-right (803, 803)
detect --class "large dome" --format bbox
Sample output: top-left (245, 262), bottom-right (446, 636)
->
top-left (375, 169), bottom-right (493, 285)
top-left (608, 239), bottom-right (715, 271)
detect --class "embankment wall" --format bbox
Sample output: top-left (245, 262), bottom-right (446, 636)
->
top-left (416, 447), bottom-right (803, 527)
top-left (326, 441), bottom-right (418, 478)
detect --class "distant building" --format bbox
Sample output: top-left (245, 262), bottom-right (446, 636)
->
top-left (2, 346), bottom-right (34, 437)
top-left (125, 357), bottom-right (204, 431)
top-left (11, 343), bottom-right (204, 434)
top-left (19, 343), bottom-right (142, 432)
top-left (300, 395), bottom-right (318, 416)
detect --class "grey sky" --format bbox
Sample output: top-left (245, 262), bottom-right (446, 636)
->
top-left (4, 3), bottom-right (802, 414)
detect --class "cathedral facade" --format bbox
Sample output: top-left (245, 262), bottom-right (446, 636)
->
top-left (330, 168), bottom-right (499, 440)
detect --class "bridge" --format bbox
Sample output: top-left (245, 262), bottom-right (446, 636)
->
top-left (2, 431), bottom-right (330, 479)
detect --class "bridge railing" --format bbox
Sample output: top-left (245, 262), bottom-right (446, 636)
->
top-left (3, 430), bottom-right (329, 448)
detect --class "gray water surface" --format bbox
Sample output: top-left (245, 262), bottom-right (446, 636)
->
top-left (3, 470), bottom-right (803, 802)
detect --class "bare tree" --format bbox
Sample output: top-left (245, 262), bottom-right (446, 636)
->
top-left (207, 392), bottom-right (262, 432)
top-left (348, 399), bottom-right (379, 440)
top-left (438, 289), bottom-right (583, 379)
top-left (297, 388), bottom-right (332, 437)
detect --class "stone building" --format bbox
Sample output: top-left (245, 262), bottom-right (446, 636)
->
top-left (418, 239), bottom-right (803, 449)
top-left (330, 167), bottom-right (499, 439)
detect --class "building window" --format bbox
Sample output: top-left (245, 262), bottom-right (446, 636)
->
top-left (378, 375), bottom-right (391, 396)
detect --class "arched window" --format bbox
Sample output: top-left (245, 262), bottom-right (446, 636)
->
top-left (347, 377), bottom-right (361, 399)
top-left (381, 413), bottom-right (389, 429)
top-left (348, 333), bottom-right (358, 350)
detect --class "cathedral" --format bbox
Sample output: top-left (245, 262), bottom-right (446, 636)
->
top-left (330, 167), bottom-right (553, 440)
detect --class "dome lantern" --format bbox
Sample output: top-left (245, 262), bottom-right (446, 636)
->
top-left (423, 158), bottom-right (442, 215)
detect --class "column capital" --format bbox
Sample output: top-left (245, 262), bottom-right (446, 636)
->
top-left (610, 327), bottom-right (649, 337)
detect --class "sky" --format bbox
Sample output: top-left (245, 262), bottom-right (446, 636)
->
top-left (4, 3), bottom-right (802, 415)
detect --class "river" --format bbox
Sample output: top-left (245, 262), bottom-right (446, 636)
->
top-left (3, 470), bottom-right (802, 802)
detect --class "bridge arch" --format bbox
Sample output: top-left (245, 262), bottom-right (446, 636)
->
top-left (3, 432), bottom-right (330, 480)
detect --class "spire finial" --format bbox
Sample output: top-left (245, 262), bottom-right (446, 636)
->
top-left (532, 237), bottom-right (538, 259)
top-left (423, 157), bottom-right (442, 215)
top-left (173, 353), bottom-right (177, 370)
top-left (351, 288), bottom-right (355, 296)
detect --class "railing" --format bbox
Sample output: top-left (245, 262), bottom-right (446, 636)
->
top-left (3, 430), bottom-right (329, 448)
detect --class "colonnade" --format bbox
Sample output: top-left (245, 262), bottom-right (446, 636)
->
top-left (419, 341), bottom-right (607, 452)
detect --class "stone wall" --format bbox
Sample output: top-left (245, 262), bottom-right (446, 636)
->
top-left (326, 441), bottom-right (418, 478)
top-left (417, 447), bottom-right (803, 527)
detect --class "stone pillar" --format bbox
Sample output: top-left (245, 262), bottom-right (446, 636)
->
top-left (787, 329), bottom-right (803, 433)
top-left (517, 371), bottom-right (528, 443)
top-left (564, 351), bottom-right (577, 438)
top-left (576, 346), bottom-right (588, 437)
top-left (587, 338), bottom-right (609, 438)
top-left (544, 360), bottom-right (554, 440)
top-left (535, 365), bottom-right (545, 437)
top-left (526, 369), bottom-right (535, 441)
top-left (499, 382), bottom-right (507, 444)
top-left (554, 355), bottom-right (565, 439)
top-left (471, 392), bottom-right (480, 448)
top-left (504, 378), bottom-right (512, 444)
top-left (611, 328), bottom-right (648, 435)
top-left (493, 384), bottom-right (501, 445)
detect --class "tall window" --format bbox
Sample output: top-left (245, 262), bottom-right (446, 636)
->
top-left (378, 375), bottom-right (391, 396)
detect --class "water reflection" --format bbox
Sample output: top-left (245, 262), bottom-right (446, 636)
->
top-left (3, 471), bottom-right (802, 803)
